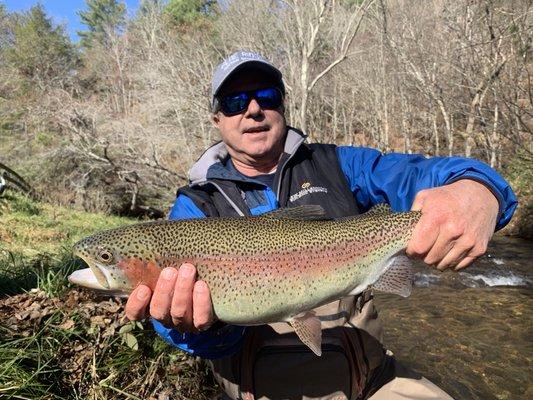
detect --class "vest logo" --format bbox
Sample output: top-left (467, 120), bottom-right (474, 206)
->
top-left (290, 182), bottom-right (328, 202)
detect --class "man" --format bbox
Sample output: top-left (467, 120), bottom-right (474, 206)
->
top-left (125, 51), bottom-right (517, 399)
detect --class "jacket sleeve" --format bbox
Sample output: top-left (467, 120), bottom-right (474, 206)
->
top-left (336, 147), bottom-right (517, 230)
top-left (152, 193), bottom-right (246, 359)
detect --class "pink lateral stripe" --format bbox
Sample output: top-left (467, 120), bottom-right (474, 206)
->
top-left (192, 234), bottom-right (401, 277)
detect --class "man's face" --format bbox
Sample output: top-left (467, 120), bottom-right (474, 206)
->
top-left (213, 68), bottom-right (287, 167)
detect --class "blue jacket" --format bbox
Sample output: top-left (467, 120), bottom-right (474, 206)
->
top-left (153, 129), bottom-right (517, 359)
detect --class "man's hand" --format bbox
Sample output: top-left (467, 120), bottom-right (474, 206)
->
top-left (125, 263), bottom-right (216, 332)
top-left (406, 179), bottom-right (499, 271)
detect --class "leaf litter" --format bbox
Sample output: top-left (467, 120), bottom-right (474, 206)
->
top-left (0, 288), bottom-right (219, 399)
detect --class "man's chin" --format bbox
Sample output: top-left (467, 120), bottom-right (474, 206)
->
top-left (243, 130), bottom-right (271, 141)
top-left (241, 145), bottom-right (279, 162)
top-left (241, 137), bottom-right (273, 154)
top-left (245, 150), bottom-right (271, 160)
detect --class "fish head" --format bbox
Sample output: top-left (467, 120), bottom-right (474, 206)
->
top-left (70, 238), bottom-right (121, 290)
top-left (69, 225), bottom-right (161, 294)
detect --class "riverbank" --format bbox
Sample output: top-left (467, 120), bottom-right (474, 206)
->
top-left (500, 194), bottom-right (532, 239)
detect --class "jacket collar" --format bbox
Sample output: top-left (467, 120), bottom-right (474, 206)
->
top-left (188, 127), bottom-right (307, 186)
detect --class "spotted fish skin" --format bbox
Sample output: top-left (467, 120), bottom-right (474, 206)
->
top-left (70, 205), bottom-right (420, 325)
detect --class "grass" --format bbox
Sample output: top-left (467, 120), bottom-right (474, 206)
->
top-left (0, 192), bottom-right (218, 400)
top-left (0, 191), bottom-right (136, 296)
top-left (0, 192), bottom-right (133, 257)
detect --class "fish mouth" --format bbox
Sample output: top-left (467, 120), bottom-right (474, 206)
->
top-left (70, 253), bottom-right (111, 290)
top-left (68, 267), bottom-right (130, 297)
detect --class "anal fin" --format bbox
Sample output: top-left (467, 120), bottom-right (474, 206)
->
top-left (372, 255), bottom-right (414, 297)
top-left (288, 311), bottom-right (322, 356)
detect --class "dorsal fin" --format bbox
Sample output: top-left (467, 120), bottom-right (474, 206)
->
top-left (365, 203), bottom-right (392, 215)
top-left (262, 205), bottom-right (329, 220)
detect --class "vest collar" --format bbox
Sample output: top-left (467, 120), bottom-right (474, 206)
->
top-left (188, 127), bottom-right (307, 186)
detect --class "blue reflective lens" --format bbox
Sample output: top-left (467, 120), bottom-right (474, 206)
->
top-left (219, 87), bottom-right (282, 115)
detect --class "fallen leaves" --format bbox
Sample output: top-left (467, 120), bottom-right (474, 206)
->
top-left (0, 288), bottom-right (218, 399)
top-left (0, 288), bottom-right (126, 336)
top-left (0, 288), bottom-right (132, 387)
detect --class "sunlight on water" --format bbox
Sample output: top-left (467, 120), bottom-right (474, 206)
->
top-left (460, 272), bottom-right (529, 287)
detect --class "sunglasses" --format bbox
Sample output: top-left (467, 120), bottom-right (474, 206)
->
top-left (216, 87), bottom-right (283, 115)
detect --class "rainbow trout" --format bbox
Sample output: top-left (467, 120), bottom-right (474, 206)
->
top-left (69, 204), bottom-right (419, 355)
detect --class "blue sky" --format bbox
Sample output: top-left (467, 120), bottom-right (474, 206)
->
top-left (2, 1), bottom-right (140, 41)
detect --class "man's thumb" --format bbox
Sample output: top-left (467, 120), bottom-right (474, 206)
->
top-left (411, 190), bottom-right (428, 211)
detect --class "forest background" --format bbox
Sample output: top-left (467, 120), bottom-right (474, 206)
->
top-left (0, 1), bottom-right (531, 399)
top-left (0, 0), bottom-right (531, 233)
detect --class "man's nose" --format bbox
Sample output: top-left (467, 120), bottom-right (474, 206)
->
top-left (245, 98), bottom-right (262, 116)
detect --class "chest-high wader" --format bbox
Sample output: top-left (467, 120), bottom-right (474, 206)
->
top-left (179, 142), bottom-right (391, 400)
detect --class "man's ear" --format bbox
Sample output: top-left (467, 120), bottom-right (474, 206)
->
top-left (211, 112), bottom-right (220, 128)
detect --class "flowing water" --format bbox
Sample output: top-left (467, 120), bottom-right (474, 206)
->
top-left (375, 235), bottom-right (532, 400)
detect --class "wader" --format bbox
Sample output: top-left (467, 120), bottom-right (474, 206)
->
top-left (179, 129), bottom-right (454, 400)
top-left (209, 295), bottom-right (453, 400)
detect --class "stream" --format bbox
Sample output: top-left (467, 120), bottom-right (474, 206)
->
top-left (375, 235), bottom-right (532, 399)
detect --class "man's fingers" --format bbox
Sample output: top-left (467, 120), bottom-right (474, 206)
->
top-left (170, 263), bottom-right (196, 331)
top-left (433, 233), bottom-right (485, 270)
top-left (127, 263), bottom-right (211, 333)
top-left (453, 242), bottom-right (487, 271)
top-left (422, 232), bottom-right (455, 267)
top-left (434, 243), bottom-right (472, 271)
top-left (125, 285), bottom-right (152, 321)
top-left (423, 219), bottom-right (467, 267)
top-left (454, 255), bottom-right (477, 271)
top-left (406, 213), bottom-right (439, 258)
top-left (193, 280), bottom-right (214, 331)
top-left (149, 267), bottom-right (178, 325)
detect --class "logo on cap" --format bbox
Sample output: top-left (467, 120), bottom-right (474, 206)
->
top-left (220, 51), bottom-right (267, 71)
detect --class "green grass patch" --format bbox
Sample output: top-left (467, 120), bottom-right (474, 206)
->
top-left (0, 192), bottom-right (134, 258)
top-left (0, 192), bottom-right (135, 296)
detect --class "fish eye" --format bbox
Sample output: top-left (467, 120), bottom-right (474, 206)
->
top-left (97, 250), bottom-right (114, 264)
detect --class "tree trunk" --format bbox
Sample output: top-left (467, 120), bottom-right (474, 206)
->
top-left (490, 102), bottom-right (500, 168)
top-left (432, 111), bottom-right (440, 156)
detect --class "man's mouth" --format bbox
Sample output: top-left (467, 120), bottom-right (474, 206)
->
top-left (244, 126), bottom-right (269, 133)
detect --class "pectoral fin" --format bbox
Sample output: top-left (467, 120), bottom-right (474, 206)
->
top-left (288, 311), bottom-right (322, 356)
top-left (372, 255), bottom-right (414, 297)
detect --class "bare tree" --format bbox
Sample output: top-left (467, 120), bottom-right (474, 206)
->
top-left (1, 0), bottom-right (531, 213)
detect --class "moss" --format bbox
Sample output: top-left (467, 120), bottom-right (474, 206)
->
top-left (500, 152), bottom-right (533, 239)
